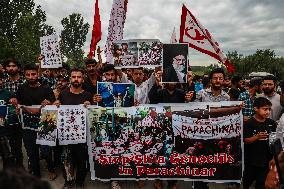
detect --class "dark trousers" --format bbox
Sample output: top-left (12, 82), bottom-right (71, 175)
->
top-left (243, 165), bottom-right (268, 189)
top-left (63, 143), bottom-right (88, 186)
top-left (0, 136), bottom-right (14, 169)
top-left (7, 125), bottom-right (23, 167)
top-left (22, 129), bottom-right (54, 177)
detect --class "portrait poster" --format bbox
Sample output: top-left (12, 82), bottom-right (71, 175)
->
top-left (162, 44), bottom-right (188, 83)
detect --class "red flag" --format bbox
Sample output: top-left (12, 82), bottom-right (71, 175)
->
top-left (179, 5), bottom-right (235, 73)
top-left (88, 0), bottom-right (102, 58)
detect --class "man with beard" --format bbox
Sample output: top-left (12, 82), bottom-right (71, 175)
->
top-left (3, 58), bottom-right (25, 168)
top-left (195, 68), bottom-right (230, 102)
top-left (55, 69), bottom-right (92, 189)
top-left (194, 68), bottom-right (229, 189)
top-left (239, 77), bottom-right (263, 122)
top-left (258, 75), bottom-right (282, 121)
top-left (16, 63), bottom-right (56, 178)
top-left (83, 47), bottom-right (103, 95)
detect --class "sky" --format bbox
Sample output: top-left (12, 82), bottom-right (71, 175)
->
top-left (34, 0), bottom-right (284, 66)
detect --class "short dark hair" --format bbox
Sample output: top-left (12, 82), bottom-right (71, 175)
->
top-left (231, 75), bottom-right (242, 85)
top-left (209, 68), bottom-right (225, 80)
top-left (4, 58), bottom-right (21, 68)
top-left (248, 77), bottom-right (263, 88)
top-left (24, 63), bottom-right (38, 72)
top-left (253, 97), bottom-right (272, 108)
top-left (102, 64), bottom-right (116, 74)
top-left (263, 75), bottom-right (277, 84)
top-left (84, 58), bottom-right (97, 66)
top-left (70, 68), bottom-right (85, 75)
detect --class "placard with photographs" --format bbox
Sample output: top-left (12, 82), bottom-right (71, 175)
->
top-left (113, 40), bottom-right (139, 67)
top-left (40, 34), bottom-right (63, 68)
top-left (36, 106), bottom-right (58, 146)
top-left (57, 105), bottom-right (87, 145)
top-left (112, 39), bottom-right (162, 68)
top-left (138, 40), bottom-right (163, 67)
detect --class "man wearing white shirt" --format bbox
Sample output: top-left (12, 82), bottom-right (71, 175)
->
top-left (122, 67), bottom-right (156, 105)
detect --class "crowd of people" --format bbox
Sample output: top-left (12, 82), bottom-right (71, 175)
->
top-left (0, 53), bottom-right (284, 189)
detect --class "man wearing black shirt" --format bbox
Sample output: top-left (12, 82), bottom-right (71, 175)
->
top-left (82, 49), bottom-right (103, 96)
top-left (243, 97), bottom-right (277, 189)
top-left (55, 68), bottom-right (92, 189)
top-left (16, 64), bottom-right (55, 178)
top-left (149, 83), bottom-right (187, 104)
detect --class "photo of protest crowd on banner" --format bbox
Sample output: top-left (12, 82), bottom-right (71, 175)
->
top-left (87, 105), bottom-right (173, 180)
top-left (162, 43), bottom-right (188, 83)
top-left (97, 82), bottom-right (135, 107)
top-left (112, 39), bottom-right (162, 68)
top-left (86, 102), bottom-right (243, 182)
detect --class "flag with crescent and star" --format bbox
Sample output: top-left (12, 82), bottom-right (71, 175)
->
top-left (179, 5), bottom-right (235, 73)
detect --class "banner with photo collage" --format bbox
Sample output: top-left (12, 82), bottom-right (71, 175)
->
top-left (87, 102), bottom-right (243, 182)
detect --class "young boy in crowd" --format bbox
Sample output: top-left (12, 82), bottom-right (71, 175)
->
top-left (243, 97), bottom-right (277, 189)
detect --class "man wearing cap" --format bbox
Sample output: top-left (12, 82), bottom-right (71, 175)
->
top-left (238, 77), bottom-right (263, 122)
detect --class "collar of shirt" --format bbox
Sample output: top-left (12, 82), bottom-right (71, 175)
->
top-left (204, 87), bottom-right (228, 97)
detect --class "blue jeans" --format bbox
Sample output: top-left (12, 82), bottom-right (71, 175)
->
top-left (22, 129), bottom-right (54, 177)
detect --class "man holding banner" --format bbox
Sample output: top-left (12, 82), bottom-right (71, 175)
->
top-left (193, 68), bottom-right (229, 189)
top-left (16, 63), bottom-right (56, 179)
top-left (55, 68), bottom-right (93, 189)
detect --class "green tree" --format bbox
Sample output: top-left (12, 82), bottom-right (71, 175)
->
top-left (0, 0), bottom-right (54, 64)
top-left (60, 13), bottom-right (89, 68)
top-left (227, 49), bottom-right (284, 80)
